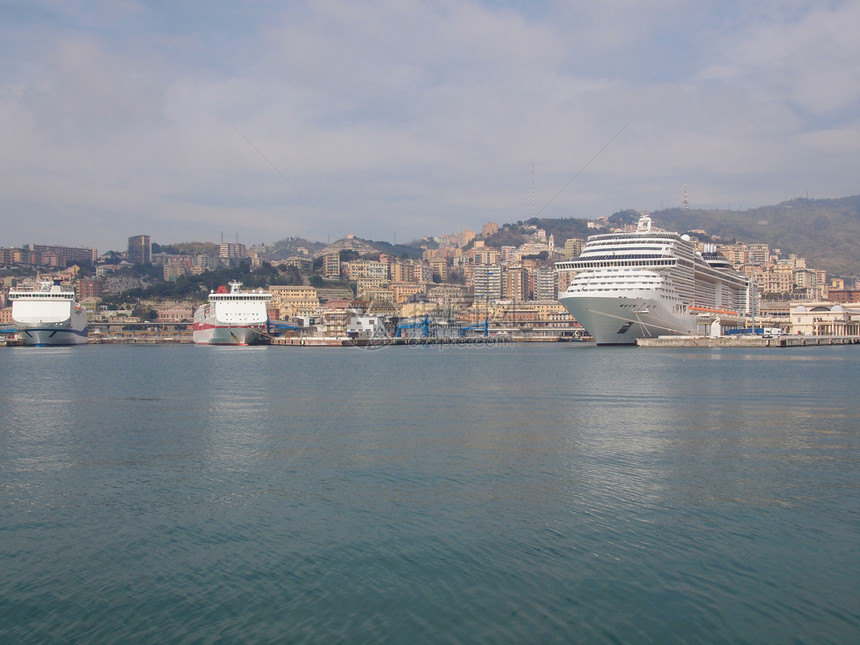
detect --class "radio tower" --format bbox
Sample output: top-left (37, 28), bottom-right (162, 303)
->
top-left (683, 184), bottom-right (689, 210)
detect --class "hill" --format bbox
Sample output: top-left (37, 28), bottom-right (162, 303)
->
top-left (649, 195), bottom-right (860, 277)
top-left (315, 235), bottom-right (424, 259)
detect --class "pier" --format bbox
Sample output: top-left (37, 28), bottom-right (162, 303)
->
top-left (637, 335), bottom-right (860, 348)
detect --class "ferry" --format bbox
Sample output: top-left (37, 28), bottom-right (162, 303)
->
top-left (10, 280), bottom-right (89, 346)
top-left (556, 212), bottom-right (754, 345)
top-left (192, 281), bottom-right (272, 345)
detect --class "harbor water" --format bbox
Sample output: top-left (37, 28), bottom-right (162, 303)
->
top-left (1, 343), bottom-right (859, 643)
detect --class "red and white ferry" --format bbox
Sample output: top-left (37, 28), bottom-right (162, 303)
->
top-left (192, 281), bottom-right (272, 345)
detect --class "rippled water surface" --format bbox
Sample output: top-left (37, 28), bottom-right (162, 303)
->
top-left (1, 343), bottom-right (859, 643)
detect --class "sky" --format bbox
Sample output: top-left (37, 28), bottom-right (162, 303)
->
top-left (2, 0), bottom-right (859, 253)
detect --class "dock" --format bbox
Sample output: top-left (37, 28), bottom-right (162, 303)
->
top-left (637, 335), bottom-right (860, 348)
top-left (264, 336), bottom-right (515, 347)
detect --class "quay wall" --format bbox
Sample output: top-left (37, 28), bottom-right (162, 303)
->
top-left (637, 335), bottom-right (860, 348)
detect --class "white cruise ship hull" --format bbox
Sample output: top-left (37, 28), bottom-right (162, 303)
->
top-left (559, 292), bottom-right (697, 345)
top-left (192, 282), bottom-right (270, 346)
top-left (192, 318), bottom-right (265, 345)
top-left (12, 297), bottom-right (89, 346)
top-left (555, 211), bottom-right (752, 346)
top-left (16, 324), bottom-right (89, 346)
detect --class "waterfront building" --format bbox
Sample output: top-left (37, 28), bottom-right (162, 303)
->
top-left (320, 304), bottom-right (349, 337)
top-left (156, 303), bottom-right (194, 323)
top-left (791, 303), bottom-right (860, 336)
top-left (127, 235), bottom-right (151, 265)
top-left (346, 312), bottom-right (387, 339)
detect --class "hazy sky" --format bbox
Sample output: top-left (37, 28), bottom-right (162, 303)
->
top-left (2, 0), bottom-right (859, 253)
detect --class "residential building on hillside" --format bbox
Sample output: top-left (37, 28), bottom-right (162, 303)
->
top-left (22, 243), bottom-right (98, 267)
top-left (390, 261), bottom-right (415, 283)
top-left (482, 222), bottom-right (499, 238)
top-left (532, 267), bottom-right (557, 301)
top-left (345, 260), bottom-right (389, 281)
top-left (828, 289), bottom-right (860, 304)
top-left (429, 259), bottom-right (448, 282)
top-left (503, 265), bottom-right (528, 302)
top-left (457, 229), bottom-right (476, 248)
top-left (473, 264), bottom-right (502, 303)
top-left (219, 241), bottom-right (246, 260)
top-left (75, 277), bottom-right (104, 300)
top-left (322, 251), bottom-right (341, 279)
top-left (390, 281), bottom-right (426, 304)
top-left (269, 285), bottom-right (320, 318)
top-left (355, 276), bottom-right (389, 296)
top-left (427, 284), bottom-right (466, 311)
top-left (128, 235), bottom-right (151, 265)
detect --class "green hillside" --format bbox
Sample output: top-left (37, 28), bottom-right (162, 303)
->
top-left (649, 195), bottom-right (860, 277)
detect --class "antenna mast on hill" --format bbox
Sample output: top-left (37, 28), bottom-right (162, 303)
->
top-left (683, 184), bottom-right (689, 209)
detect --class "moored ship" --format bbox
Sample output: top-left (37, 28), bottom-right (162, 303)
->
top-left (556, 212), bottom-right (754, 345)
top-left (10, 280), bottom-right (89, 346)
top-left (192, 281), bottom-right (272, 345)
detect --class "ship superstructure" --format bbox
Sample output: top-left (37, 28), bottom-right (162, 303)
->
top-left (556, 212), bottom-right (754, 345)
top-left (10, 280), bottom-right (89, 346)
top-left (192, 281), bottom-right (271, 345)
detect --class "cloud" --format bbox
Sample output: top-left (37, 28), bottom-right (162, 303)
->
top-left (1, 0), bottom-right (859, 252)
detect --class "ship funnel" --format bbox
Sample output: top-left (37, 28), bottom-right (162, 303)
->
top-left (636, 211), bottom-right (652, 232)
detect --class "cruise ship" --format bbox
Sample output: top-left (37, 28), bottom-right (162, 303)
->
top-left (192, 281), bottom-right (272, 345)
top-left (556, 212), bottom-right (754, 345)
top-left (10, 280), bottom-right (89, 346)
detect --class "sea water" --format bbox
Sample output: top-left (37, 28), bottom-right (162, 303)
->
top-left (1, 343), bottom-right (858, 643)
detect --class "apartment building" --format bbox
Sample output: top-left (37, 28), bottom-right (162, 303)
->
top-left (269, 285), bottom-right (320, 318)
